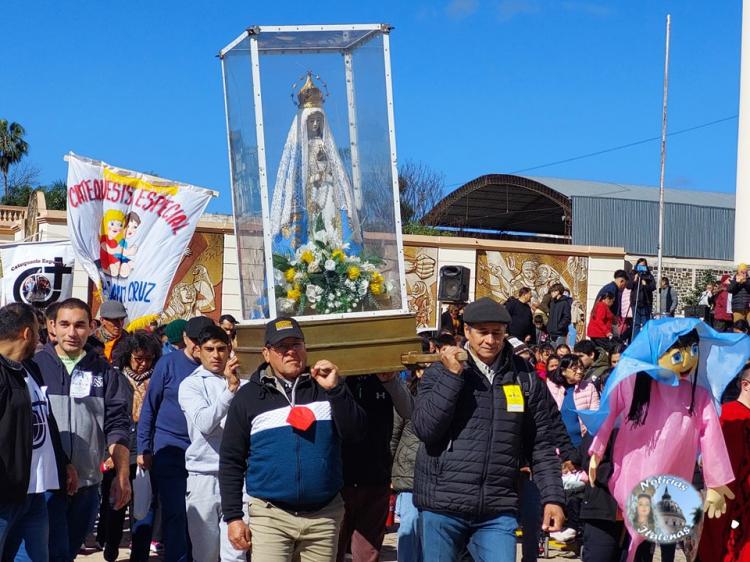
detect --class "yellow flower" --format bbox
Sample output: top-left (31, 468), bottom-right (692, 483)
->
top-left (284, 268), bottom-right (296, 282)
top-left (347, 266), bottom-right (361, 280)
top-left (301, 250), bottom-right (314, 264)
top-left (287, 286), bottom-right (301, 301)
top-left (371, 271), bottom-right (384, 284)
top-left (370, 283), bottom-right (383, 295)
top-left (332, 249), bottom-right (346, 261)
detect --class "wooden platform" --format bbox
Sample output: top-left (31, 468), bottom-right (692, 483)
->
top-left (235, 313), bottom-right (422, 376)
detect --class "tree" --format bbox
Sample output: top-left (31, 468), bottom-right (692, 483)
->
top-left (683, 269), bottom-right (718, 306)
top-left (0, 180), bottom-right (67, 211)
top-left (0, 120), bottom-right (29, 196)
top-left (398, 160), bottom-right (445, 224)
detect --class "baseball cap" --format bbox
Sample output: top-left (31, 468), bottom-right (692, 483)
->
top-left (99, 300), bottom-right (127, 320)
top-left (185, 316), bottom-right (214, 341)
top-left (462, 297), bottom-right (512, 325)
top-left (265, 317), bottom-right (305, 346)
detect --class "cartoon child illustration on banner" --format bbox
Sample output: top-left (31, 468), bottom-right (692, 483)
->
top-left (98, 209), bottom-right (126, 276)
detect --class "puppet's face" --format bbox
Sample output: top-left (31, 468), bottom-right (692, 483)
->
top-left (657, 342), bottom-right (699, 379)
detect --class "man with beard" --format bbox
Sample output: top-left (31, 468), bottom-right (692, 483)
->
top-left (0, 303), bottom-right (78, 561)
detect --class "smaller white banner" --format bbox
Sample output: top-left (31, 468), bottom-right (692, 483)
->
top-left (0, 241), bottom-right (76, 308)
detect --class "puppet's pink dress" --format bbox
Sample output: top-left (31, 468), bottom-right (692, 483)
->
top-left (589, 375), bottom-right (734, 561)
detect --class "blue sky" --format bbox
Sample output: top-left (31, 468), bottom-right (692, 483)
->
top-left (1, 1), bottom-right (743, 214)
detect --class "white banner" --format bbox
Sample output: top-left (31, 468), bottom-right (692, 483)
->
top-left (0, 241), bottom-right (76, 307)
top-left (65, 153), bottom-right (214, 323)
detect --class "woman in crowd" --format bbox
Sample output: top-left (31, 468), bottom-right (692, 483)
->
top-left (711, 274), bottom-right (733, 332)
top-left (97, 331), bottom-right (162, 562)
top-left (546, 355), bottom-right (600, 446)
top-left (544, 354), bottom-right (560, 381)
top-left (588, 292), bottom-right (616, 351)
top-left (556, 343), bottom-right (571, 357)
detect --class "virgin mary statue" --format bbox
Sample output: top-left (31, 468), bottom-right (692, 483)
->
top-left (270, 73), bottom-right (363, 255)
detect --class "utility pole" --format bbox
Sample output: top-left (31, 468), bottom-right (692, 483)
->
top-left (656, 14), bottom-right (671, 313)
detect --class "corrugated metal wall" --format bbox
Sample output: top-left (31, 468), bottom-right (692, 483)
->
top-left (571, 196), bottom-right (734, 260)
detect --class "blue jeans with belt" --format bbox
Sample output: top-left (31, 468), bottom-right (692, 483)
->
top-left (421, 509), bottom-right (518, 562)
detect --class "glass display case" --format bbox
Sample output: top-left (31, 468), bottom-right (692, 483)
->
top-left (220, 24), bottom-right (407, 321)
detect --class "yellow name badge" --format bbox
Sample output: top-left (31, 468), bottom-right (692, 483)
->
top-left (503, 385), bottom-right (525, 413)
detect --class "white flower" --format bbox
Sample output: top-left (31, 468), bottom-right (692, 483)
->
top-left (273, 269), bottom-right (284, 283)
top-left (324, 259), bottom-right (336, 271)
top-left (277, 298), bottom-right (296, 315)
top-left (334, 301), bottom-right (341, 307)
top-left (308, 260), bottom-right (321, 273)
top-left (306, 284), bottom-right (323, 303)
top-left (358, 280), bottom-right (369, 296)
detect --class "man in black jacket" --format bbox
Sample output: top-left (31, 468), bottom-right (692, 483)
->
top-left (504, 287), bottom-right (534, 343)
top-left (547, 283), bottom-right (572, 347)
top-left (337, 373), bottom-right (412, 562)
top-left (413, 297), bottom-right (565, 562)
top-left (0, 303), bottom-right (77, 561)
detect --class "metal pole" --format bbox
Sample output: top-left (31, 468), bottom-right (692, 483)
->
top-left (656, 13), bottom-right (671, 314)
top-left (736, 0), bottom-right (750, 264)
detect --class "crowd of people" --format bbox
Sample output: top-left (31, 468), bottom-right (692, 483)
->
top-left (1, 258), bottom-right (750, 562)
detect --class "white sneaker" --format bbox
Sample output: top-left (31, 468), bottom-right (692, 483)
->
top-left (550, 528), bottom-right (577, 542)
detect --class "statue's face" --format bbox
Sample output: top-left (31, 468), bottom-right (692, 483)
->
top-left (657, 342), bottom-right (699, 379)
top-left (307, 112), bottom-right (324, 138)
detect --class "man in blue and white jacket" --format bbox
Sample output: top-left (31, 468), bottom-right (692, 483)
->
top-left (178, 325), bottom-right (246, 562)
top-left (219, 317), bottom-right (367, 561)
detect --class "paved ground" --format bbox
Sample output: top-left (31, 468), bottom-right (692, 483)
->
top-left (76, 527), bottom-right (688, 561)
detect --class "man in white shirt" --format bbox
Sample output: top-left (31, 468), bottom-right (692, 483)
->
top-left (0, 303), bottom-right (77, 562)
top-left (178, 324), bottom-right (245, 562)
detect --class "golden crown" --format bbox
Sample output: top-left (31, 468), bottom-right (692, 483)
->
top-left (296, 73), bottom-right (325, 108)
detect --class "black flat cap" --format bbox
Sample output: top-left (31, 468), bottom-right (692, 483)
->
top-left (463, 297), bottom-right (512, 325)
top-left (185, 316), bottom-right (215, 340)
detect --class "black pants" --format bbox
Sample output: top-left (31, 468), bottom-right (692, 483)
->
top-left (581, 520), bottom-right (625, 562)
top-left (634, 540), bottom-right (676, 562)
top-left (96, 464), bottom-right (153, 562)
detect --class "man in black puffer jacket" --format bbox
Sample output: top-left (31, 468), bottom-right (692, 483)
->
top-left (413, 297), bottom-right (566, 562)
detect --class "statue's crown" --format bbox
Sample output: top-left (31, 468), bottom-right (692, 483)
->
top-left (297, 73), bottom-right (324, 108)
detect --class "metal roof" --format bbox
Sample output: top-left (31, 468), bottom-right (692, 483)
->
top-left (524, 176), bottom-right (736, 209)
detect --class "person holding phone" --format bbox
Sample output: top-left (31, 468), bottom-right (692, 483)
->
top-left (626, 259), bottom-right (656, 340)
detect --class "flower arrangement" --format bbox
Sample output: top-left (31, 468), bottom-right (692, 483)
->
top-left (273, 229), bottom-right (393, 316)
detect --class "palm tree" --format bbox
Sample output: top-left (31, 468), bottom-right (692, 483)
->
top-left (0, 120), bottom-right (29, 196)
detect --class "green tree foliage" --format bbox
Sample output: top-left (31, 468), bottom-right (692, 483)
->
top-left (0, 181), bottom-right (67, 210)
top-left (0, 120), bottom-right (29, 196)
top-left (683, 269), bottom-right (718, 307)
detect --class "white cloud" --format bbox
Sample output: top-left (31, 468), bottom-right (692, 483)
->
top-left (445, 0), bottom-right (480, 19)
top-left (561, 1), bottom-right (613, 17)
top-left (497, 0), bottom-right (541, 22)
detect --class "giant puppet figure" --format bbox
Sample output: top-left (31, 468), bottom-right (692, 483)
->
top-left (578, 318), bottom-right (750, 561)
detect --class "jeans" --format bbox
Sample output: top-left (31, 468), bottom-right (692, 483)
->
top-left (632, 307), bottom-right (651, 341)
top-left (152, 446), bottom-right (190, 562)
top-left (394, 492), bottom-right (421, 562)
top-left (0, 494), bottom-right (50, 562)
top-left (519, 476), bottom-right (541, 562)
top-left (46, 485), bottom-right (100, 562)
top-left (421, 510), bottom-right (518, 562)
